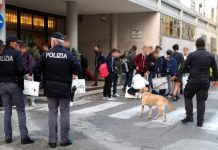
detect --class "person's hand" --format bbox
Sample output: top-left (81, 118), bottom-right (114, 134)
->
top-left (172, 76), bottom-right (177, 81)
top-left (27, 76), bottom-right (33, 81)
top-left (136, 66), bottom-right (139, 71)
top-left (212, 81), bottom-right (218, 88)
top-left (146, 71), bottom-right (150, 75)
top-left (72, 75), bottom-right (78, 80)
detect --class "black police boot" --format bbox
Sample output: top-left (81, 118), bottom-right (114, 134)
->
top-left (5, 138), bottom-right (12, 144)
top-left (181, 117), bottom-right (194, 124)
top-left (61, 140), bottom-right (72, 147)
top-left (21, 137), bottom-right (35, 144)
top-left (48, 143), bottom-right (57, 148)
top-left (197, 122), bottom-right (203, 127)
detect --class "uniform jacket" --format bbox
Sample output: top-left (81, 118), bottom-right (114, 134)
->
top-left (33, 44), bottom-right (81, 98)
top-left (132, 53), bottom-right (148, 73)
top-left (95, 51), bottom-right (106, 70)
top-left (177, 48), bottom-right (218, 82)
top-left (0, 46), bottom-right (25, 83)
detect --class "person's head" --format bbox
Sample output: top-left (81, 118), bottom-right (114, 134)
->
top-left (183, 47), bottom-right (189, 56)
top-left (111, 48), bottom-right (121, 58)
top-left (166, 49), bottom-right (173, 56)
top-left (94, 44), bottom-right (101, 52)
top-left (64, 36), bottom-right (70, 49)
top-left (155, 46), bottom-right (162, 51)
top-left (19, 43), bottom-right (28, 54)
top-left (151, 49), bottom-right (160, 59)
top-left (0, 40), bottom-right (4, 52)
top-left (131, 45), bottom-right (137, 51)
top-left (17, 40), bottom-right (24, 51)
top-left (6, 35), bottom-right (18, 49)
top-left (51, 32), bottom-right (64, 48)
top-left (28, 42), bottom-right (38, 50)
top-left (142, 46), bottom-right (152, 55)
top-left (196, 38), bottom-right (205, 49)
top-left (42, 43), bottom-right (49, 52)
top-left (172, 44), bottom-right (179, 51)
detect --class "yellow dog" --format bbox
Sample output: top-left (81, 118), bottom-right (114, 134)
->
top-left (139, 87), bottom-right (176, 122)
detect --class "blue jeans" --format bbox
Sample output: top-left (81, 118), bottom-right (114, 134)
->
top-left (124, 70), bottom-right (134, 89)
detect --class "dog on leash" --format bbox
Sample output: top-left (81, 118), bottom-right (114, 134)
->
top-left (139, 87), bottom-right (175, 122)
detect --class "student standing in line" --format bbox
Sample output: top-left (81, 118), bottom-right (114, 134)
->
top-left (170, 44), bottom-right (184, 101)
top-left (103, 49), bottom-right (121, 101)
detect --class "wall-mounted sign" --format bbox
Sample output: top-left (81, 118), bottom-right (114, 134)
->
top-left (130, 30), bottom-right (143, 39)
top-left (0, 0), bottom-right (3, 10)
top-left (0, 14), bottom-right (4, 30)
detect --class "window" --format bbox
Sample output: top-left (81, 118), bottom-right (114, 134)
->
top-left (182, 22), bottom-right (195, 40)
top-left (160, 14), bottom-right (180, 38)
top-left (5, 9), bottom-right (17, 30)
top-left (33, 15), bottom-right (44, 31)
top-left (20, 12), bottom-right (32, 30)
top-left (48, 17), bottom-right (56, 33)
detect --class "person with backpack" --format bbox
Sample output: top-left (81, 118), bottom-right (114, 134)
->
top-left (156, 46), bottom-right (167, 95)
top-left (103, 49), bottom-right (121, 100)
top-left (93, 44), bottom-right (106, 86)
top-left (112, 52), bottom-right (122, 97)
top-left (122, 46), bottom-right (137, 92)
top-left (165, 49), bottom-right (175, 96)
top-left (170, 44), bottom-right (184, 101)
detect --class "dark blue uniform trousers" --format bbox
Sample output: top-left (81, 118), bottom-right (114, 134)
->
top-left (47, 97), bottom-right (70, 143)
top-left (0, 82), bottom-right (29, 139)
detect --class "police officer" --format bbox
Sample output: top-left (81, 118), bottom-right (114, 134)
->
top-left (173, 38), bottom-right (218, 127)
top-left (0, 35), bottom-right (34, 144)
top-left (34, 32), bottom-right (81, 148)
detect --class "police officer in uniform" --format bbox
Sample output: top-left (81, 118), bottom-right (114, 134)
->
top-left (173, 38), bottom-right (218, 127)
top-left (0, 35), bottom-right (34, 144)
top-left (34, 32), bottom-right (81, 148)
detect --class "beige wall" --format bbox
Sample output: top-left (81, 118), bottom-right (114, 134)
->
top-left (78, 12), bottom-right (160, 72)
top-left (78, 14), bottom-right (111, 72)
top-left (117, 12), bottom-right (160, 53)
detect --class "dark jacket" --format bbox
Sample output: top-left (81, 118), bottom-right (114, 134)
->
top-left (0, 46), bottom-right (25, 83)
top-left (95, 51), bottom-right (106, 70)
top-left (157, 56), bottom-right (167, 75)
top-left (22, 52), bottom-right (35, 75)
top-left (177, 48), bottom-right (218, 82)
top-left (106, 53), bottom-right (115, 74)
top-left (170, 51), bottom-right (184, 69)
top-left (132, 53), bottom-right (148, 73)
top-left (33, 44), bottom-right (81, 98)
top-left (147, 54), bottom-right (157, 72)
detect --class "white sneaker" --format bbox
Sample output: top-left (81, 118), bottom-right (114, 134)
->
top-left (135, 93), bottom-right (140, 99)
top-left (31, 102), bottom-right (36, 107)
top-left (107, 97), bottom-right (116, 101)
top-left (114, 93), bottom-right (120, 97)
top-left (70, 102), bottom-right (74, 107)
top-left (103, 97), bottom-right (108, 100)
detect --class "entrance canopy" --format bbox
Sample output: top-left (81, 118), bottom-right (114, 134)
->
top-left (6, 0), bottom-right (156, 15)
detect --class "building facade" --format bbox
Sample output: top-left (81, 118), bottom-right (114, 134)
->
top-left (0, 0), bottom-right (217, 71)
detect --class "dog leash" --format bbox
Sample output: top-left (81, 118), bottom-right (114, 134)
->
top-left (152, 81), bottom-right (169, 90)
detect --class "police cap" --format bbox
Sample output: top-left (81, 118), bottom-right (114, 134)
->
top-left (52, 32), bottom-right (64, 41)
top-left (6, 35), bottom-right (18, 46)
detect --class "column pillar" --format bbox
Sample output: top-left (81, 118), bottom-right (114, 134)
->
top-left (66, 1), bottom-right (78, 50)
top-left (111, 14), bottom-right (118, 49)
top-left (0, 0), bottom-right (6, 42)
